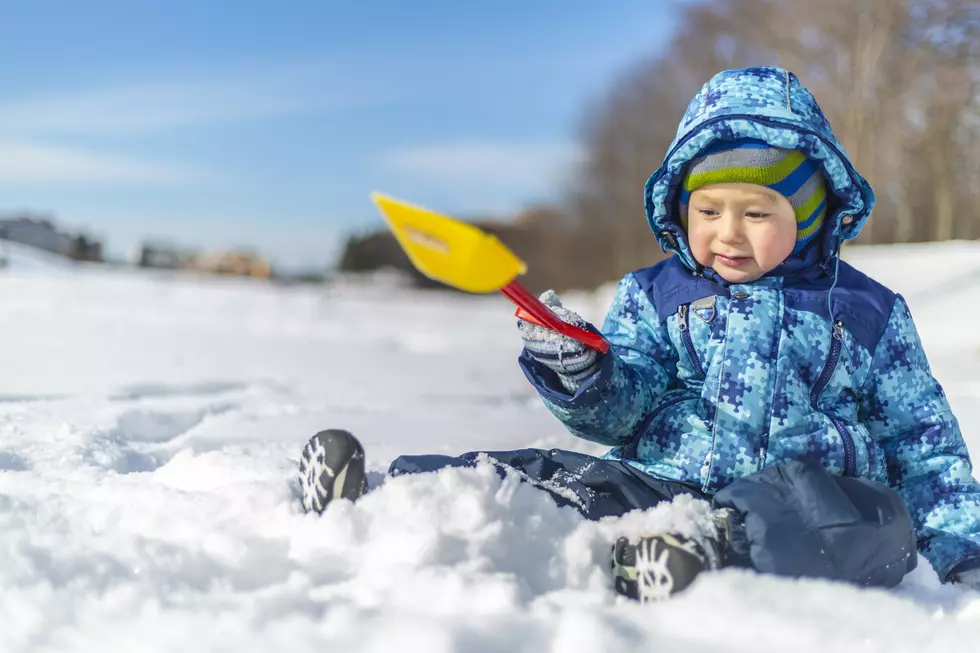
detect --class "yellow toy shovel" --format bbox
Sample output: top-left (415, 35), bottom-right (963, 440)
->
top-left (370, 193), bottom-right (609, 353)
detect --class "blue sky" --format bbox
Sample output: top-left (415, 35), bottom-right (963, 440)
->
top-left (0, 0), bottom-right (687, 270)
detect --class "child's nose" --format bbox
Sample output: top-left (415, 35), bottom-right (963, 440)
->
top-left (717, 214), bottom-right (744, 243)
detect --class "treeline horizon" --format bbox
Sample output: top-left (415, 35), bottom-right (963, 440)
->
top-left (341, 0), bottom-right (980, 293)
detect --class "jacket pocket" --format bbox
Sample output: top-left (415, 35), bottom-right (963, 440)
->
top-left (626, 391), bottom-right (691, 460)
top-left (852, 422), bottom-right (883, 481)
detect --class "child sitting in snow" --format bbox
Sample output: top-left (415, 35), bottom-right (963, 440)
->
top-left (299, 66), bottom-right (980, 602)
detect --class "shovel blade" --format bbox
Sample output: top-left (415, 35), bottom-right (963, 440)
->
top-left (370, 193), bottom-right (527, 294)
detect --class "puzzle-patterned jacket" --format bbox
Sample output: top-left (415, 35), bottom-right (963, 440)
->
top-left (519, 67), bottom-right (980, 581)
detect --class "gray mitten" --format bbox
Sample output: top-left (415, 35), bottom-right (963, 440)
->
top-left (518, 290), bottom-right (603, 393)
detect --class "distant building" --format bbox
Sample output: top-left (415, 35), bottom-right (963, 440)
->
top-left (0, 213), bottom-right (104, 263)
top-left (0, 215), bottom-right (73, 256)
top-left (136, 242), bottom-right (185, 270)
top-left (135, 240), bottom-right (273, 280)
top-left (69, 234), bottom-right (103, 263)
top-left (183, 250), bottom-right (272, 279)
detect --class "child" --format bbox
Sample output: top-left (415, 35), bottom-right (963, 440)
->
top-left (299, 67), bottom-right (980, 602)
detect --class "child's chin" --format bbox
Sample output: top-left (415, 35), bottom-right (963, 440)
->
top-left (715, 266), bottom-right (763, 284)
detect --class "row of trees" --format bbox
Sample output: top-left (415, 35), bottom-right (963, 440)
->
top-left (561, 0), bottom-right (980, 287)
top-left (341, 0), bottom-right (979, 292)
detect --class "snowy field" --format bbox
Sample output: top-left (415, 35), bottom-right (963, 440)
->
top-left (2, 239), bottom-right (980, 652)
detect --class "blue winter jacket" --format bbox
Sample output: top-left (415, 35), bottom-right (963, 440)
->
top-left (519, 67), bottom-right (980, 581)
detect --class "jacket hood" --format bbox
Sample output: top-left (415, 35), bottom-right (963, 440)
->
top-left (644, 66), bottom-right (876, 276)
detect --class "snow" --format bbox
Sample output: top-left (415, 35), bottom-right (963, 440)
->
top-left (0, 239), bottom-right (78, 275)
top-left (1, 240), bottom-right (979, 651)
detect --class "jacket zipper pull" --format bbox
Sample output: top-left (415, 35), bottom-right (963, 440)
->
top-left (832, 320), bottom-right (844, 341)
top-left (678, 304), bottom-right (689, 331)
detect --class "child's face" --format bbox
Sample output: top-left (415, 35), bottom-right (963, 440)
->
top-left (687, 183), bottom-right (798, 283)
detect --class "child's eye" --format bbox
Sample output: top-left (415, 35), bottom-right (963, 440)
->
top-left (696, 208), bottom-right (719, 218)
top-left (746, 211), bottom-right (771, 219)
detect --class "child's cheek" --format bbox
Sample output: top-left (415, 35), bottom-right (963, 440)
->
top-left (752, 223), bottom-right (796, 269)
top-left (687, 222), bottom-right (713, 267)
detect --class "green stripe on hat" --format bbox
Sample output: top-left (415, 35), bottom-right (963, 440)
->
top-left (684, 150), bottom-right (807, 191)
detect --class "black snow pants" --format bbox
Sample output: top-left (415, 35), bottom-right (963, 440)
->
top-left (389, 448), bottom-right (918, 588)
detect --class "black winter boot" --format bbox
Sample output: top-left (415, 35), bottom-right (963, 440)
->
top-left (299, 429), bottom-right (368, 514)
top-left (611, 509), bottom-right (731, 602)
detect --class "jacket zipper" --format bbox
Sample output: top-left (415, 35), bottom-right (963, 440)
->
top-left (659, 111), bottom-right (860, 474)
top-left (677, 305), bottom-right (705, 380)
top-left (810, 320), bottom-right (855, 476)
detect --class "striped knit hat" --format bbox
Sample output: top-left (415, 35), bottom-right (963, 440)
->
top-left (679, 140), bottom-right (828, 253)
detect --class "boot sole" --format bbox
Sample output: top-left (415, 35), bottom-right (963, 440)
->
top-left (299, 429), bottom-right (367, 514)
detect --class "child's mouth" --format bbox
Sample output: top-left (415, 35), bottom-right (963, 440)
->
top-left (715, 254), bottom-right (752, 267)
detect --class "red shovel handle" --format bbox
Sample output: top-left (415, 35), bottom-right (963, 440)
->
top-left (501, 280), bottom-right (610, 353)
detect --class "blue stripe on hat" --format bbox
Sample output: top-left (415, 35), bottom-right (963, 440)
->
top-left (792, 228), bottom-right (819, 254)
top-left (769, 158), bottom-right (818, 197)
top-left (797, 197), bottom-right (827, 231)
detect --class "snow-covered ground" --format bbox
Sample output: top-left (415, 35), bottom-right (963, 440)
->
top-left (1, 240), bottom-right (979, 652)
top-left (0, 240), bottom-right (77, 275)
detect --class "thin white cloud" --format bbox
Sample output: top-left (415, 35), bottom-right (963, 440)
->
top-left (0, 141), bottom-right (204, 185)
top-left (380, 141), bottom-right (583, 195)
top-left (0, 62), bottom-right (372, 136)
